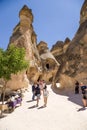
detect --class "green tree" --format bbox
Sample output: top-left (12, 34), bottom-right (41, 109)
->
top-left (0, 45), bottom-right (29, 116)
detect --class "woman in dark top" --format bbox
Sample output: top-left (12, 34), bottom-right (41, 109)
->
top-left (80, 82), bottom-right (87, 107)
top-left (34, 84), bottom-right (41, 107)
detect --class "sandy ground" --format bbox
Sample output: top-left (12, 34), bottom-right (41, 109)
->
top-left (0, 85), bottom-right (87, 130)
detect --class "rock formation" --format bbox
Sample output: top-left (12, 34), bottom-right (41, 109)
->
top-left (51, 38), bottom-right (71, 65)
top-left (51, 0), bottom-right (87, 91)
top-left (80, 0), bottom-right (87, 24)
top-left (1, 1), bottom-right (86, 92)
top-left (7, 5), bottom-right (41, 90)
top-left (6, 5), bottom-right (59, 90)
top-left (37, 41), bottom-right (59, 83)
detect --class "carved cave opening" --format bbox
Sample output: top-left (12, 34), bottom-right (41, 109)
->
top-left (46, 63), bottom-right (49, 70)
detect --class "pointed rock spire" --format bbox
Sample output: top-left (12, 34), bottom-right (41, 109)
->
top-left (80, 0), bottom-right (87, 24)
top-left (19, 5), bottom-right (33, 22)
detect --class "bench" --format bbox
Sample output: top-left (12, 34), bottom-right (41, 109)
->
top-left (7, 97), bottom-right (22, 111)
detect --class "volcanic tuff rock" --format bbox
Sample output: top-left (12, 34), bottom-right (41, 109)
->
top-left (51, 38), bottom-right (71, 65)
top-left (7, 5), bottom-right (37, 90)
top-left (51, 0), bottom-right (87, 91)
top-left (6, 5), bottom-right (59, 90)
top-left (37, 41), bottom-right (59, 83)
top-left (1, 1), bottom-right (86, 92)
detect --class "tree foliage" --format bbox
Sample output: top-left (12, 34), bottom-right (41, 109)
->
top-left (0, 45), bottom-right (29, 81)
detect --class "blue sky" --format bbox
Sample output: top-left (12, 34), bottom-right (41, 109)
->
top-left (0, 0), bottom-right (84, 50)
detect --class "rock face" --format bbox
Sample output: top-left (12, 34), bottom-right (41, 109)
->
top-left (37, 41), bottom-right (59, 83)
top-left (51, 38), bottom-right (71, 65)
top-left (6, 5), bottom-right (59, 90)
top-left (7, 5), bottom-right (41, 90)
top-left (80, 0), bottom-right (87, 24)
top-left (1, 1), bottom-right (86, 92)
top-left (51, 0), bottom-right (87, 91)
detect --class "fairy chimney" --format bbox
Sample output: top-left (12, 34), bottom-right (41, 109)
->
top-left (80, 0), bottom-right (87, 24)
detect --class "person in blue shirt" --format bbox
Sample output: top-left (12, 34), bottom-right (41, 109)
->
top-left (80, 82), bottom-right (87, 107)
top-left (32, 82), bottom-right (36, 100)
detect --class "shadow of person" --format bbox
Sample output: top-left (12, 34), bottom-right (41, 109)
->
top-left (26, 99), bottom-right (36, 103)
top-left (0, 114), bottom-right (7, 119)
top-left (28, 105), bottom-right (36, 109)
top-left (77, 107), bottom-right (87, 112)
top-left (67, 93), bottom-right (83, 107)
top-left (51, 86), bottom-right (83, 107)
top-left (38, 106), bottom-right (46, 109)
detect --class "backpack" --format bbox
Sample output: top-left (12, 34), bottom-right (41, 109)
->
top-left (35, 86), bottom-right (40, 96)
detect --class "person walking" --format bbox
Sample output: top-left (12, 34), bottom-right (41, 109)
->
top-left (75, 80), bottom-right (79, 94)
top-left (34, 83), bottom-right (41, 107)
top-left (43, 85), bottom-right (49, 107)
top-left (80, 82), bottom-right (87, 107)
top-left (32, 82), bottom-right (36, 100)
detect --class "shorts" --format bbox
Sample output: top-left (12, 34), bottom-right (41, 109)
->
top-left (37, 94), bottom-right (40, 99)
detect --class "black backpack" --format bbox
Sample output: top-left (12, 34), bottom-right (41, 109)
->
top-left (81, 86), bottom-right (86, 94)
top-left (35, 86), bottom-right (40, 96)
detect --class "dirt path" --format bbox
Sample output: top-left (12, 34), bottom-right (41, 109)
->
top-left (0, 85), bottom-right (87, 130)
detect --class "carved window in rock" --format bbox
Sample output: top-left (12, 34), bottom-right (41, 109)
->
top-left (45, 58), bottom-right (56, 71)
top-left (46, 63), bottom-right (49, 70)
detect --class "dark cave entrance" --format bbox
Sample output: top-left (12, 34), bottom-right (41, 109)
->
top-left (46, 63), bottom-right (49, 70)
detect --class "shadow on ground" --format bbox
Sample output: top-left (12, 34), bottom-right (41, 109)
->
top-left (38, 106), bottom-right (46, 109)
top-left (26, 99), bottom-right (36, 103)
top-left (77, 107), bottom-right (87, 112)
top-left (0, 114), bottom-right (7, 119)
top-left (28, 105), bottom-right (36, 109)
top-left (28, 105), bottom-right (46, 109)
top-left (51, 86), bottom-right (83, 107)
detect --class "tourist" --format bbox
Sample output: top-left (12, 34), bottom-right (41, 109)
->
top-left (39, 80), bottom-right (44, 90)
top-left (34, 82), bottom-right (41, 107)
top-left (75, 80), bottom-right (79, 94)
top-left (80, 82), bottom-right (87, 107)
top-left (42, 80), bottom-right (46, 88)
top-left (43, 85), bottom-right (49, 107)
top-left (40, 79), bottom-right (46, 89)
top-left (32, 82), bottom-right (36, 100)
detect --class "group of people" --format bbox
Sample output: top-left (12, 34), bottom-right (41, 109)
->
top-left (31, 79), bottom-right (87, 108)
top-left (75, 80), bottom-right (87, 107)
top-left (32, 80), bottom-right (49, 107)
